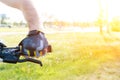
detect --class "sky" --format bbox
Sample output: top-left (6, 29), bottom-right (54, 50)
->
top-left (31, 0), bottom-right (100, 22)
top-left (0, 2), bottom-right (25, 22)
top-left (0, 0), bottom-right (120, 22)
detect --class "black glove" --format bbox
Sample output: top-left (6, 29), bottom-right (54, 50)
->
top-left (19, 30), bottom-right (49, 57)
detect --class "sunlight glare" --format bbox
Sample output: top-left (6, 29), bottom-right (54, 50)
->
top-left (32, 0), bottom-right (99, 22)
top-left (0, 0), bottom-right (120, 22)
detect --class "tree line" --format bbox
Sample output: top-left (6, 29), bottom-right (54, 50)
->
top-left (1, 14), bottom-right (120, 32)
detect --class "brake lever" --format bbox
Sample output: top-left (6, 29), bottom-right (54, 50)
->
top-left (18, 58), bottom-right (43, 66)
top-left (0, 46), bottom-right (43, 66)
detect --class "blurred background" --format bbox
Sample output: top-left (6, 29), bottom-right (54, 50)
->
top-left (0, 0), bottom-right (120, 33)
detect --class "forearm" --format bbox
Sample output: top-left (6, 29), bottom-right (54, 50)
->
top-left (20, 1), bottom-right (40, 31)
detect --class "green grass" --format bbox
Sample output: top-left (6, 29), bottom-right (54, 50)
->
top-left (0, 28), bottom-right (120, 80)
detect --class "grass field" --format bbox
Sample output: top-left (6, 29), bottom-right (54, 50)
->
top-left (0, 27), bottom-right (120, 80)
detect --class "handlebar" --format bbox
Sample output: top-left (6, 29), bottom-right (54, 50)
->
top-left (0, 46), bottom-right (43, 66)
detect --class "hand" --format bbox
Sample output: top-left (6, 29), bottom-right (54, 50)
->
top-left (19, 30), bottom-right (49, 57)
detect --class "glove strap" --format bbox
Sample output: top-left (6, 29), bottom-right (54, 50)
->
top-left (28, 30), bottom-right (41, 36)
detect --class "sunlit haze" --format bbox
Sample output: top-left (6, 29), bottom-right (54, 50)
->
top-left (0, 0), bottom-right (120, 22)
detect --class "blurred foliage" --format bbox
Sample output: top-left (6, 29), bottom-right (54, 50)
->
top-left (44, 21), bottom-right (94, 28)
top-left (110, 16), bottom-right (120, 32)
top-left (1, 13), bottom-right (120, 32)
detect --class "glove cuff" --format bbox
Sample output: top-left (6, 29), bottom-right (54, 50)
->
top-left (28, 30), bottom-right (41, 36)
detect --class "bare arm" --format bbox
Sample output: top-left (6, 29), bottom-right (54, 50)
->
top-left (0, 0), bottom-right (40, 31)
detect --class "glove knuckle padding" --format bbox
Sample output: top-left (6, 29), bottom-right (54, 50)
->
top-left (19, 31), bottom-right (48, 57)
